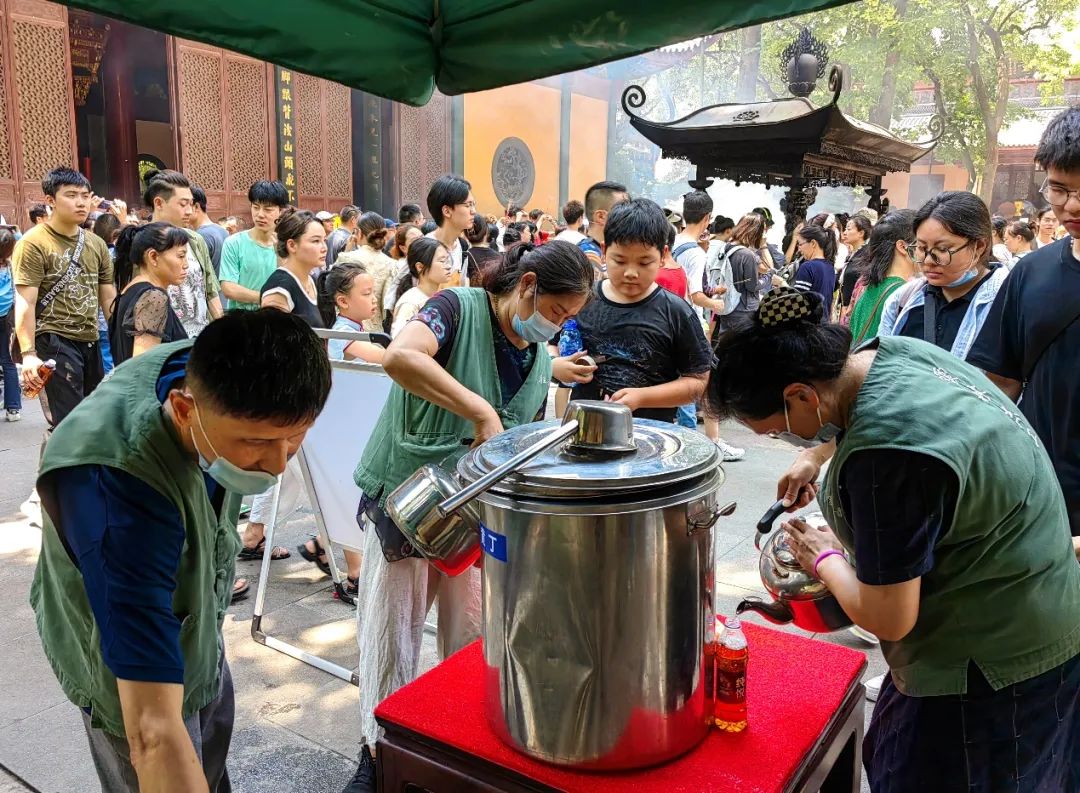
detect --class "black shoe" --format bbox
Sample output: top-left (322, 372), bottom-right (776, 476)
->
top-left (341, 745), bottom-right (377, 793)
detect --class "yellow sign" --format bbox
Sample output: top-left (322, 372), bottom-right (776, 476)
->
top-left (275, 67), bottom-right (297, 204)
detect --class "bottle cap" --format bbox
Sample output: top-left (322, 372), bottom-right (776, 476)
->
top-left (43, 359), bottom-right (57, 369)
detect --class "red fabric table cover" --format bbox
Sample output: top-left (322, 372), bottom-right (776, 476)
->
top-left (375, 623), bottom-right (867, 793)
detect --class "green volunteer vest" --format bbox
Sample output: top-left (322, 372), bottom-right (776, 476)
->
top-left (355, 287), bottom-right (552, 503)
top-left (30, 341), bottom-right (242, 737)
top-left (820, 336), bottom-right (1080, 696)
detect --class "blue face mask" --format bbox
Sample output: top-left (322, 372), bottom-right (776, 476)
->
top-left (944, 267), bottom-right (979, 288)
top-left (778, 399), bottom-right (842, 449)
top-left (189, 399), bottom-right (279, 495)
top-left (511, 289), bottom-right (563, 343)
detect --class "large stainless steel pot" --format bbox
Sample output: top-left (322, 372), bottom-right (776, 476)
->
top-left (456, 418), bottom-right (733, 770)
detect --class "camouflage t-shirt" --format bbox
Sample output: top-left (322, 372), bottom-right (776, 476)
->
top-left (11, 223), bottom-right (113, 342)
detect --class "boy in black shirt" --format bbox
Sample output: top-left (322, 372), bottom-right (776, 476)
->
top-left (562, 198), bottom-right (712, 423)
top-left (968, 106), bottom-right (1080, 559)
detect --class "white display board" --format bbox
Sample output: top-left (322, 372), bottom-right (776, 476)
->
top-left (299, 359), bottom-right (394, 552)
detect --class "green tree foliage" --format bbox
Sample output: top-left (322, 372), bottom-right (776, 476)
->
top-left (609, 0), bottom-right (1077, 202)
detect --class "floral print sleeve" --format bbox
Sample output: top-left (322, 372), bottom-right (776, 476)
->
top-left (412, 291), bottom-right (460, 367)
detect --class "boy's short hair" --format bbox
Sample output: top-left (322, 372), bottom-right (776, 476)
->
top-left (28, 203), bottom-right (49, 223)
top-left (1034, 106), bottom-right (1080, 173)
top-left (42, 167), bottom-right (91, 197)
top-left (247, 180), bottom-right (290, 207)
top-left (339, 205), bottom-right (360, 224)
top-left (398, 203), bottom-right (422, 223)
top-left (426, 174), bottom-right (471, 227)
top-left (666, 223), bottom-right (677, 250)
top-left (190, 185), bottom-right (208, 212)
top-left (682, 191), bottom-right (713, 225)
top-left (562, 200), bottom-right (585, 225)
top-left (584, 180), bottom-right (628, 221)
top-left (604, 198), bottom-right (670, 253)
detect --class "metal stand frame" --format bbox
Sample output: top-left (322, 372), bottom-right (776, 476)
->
top-left (250, 449), bottom-right (361, 686)
top-left (248, 330), bottom-right (392, 686)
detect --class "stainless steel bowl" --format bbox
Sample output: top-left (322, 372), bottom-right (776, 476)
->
top-left (562, 400), bottom-right (636, 453)
top-left (384, 464), bottom-right (482, 576)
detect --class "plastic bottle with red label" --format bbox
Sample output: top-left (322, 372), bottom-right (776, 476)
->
top-left (712, 615), bottom-right (748, 732)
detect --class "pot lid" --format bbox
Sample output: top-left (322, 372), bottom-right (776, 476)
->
top-left (457, 418), bottom-right (719, 498)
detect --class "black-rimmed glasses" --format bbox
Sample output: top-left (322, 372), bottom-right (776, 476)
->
top-left (1039, 179), bottom-right (1080, 208)
top-left (906, 240), bottom-right (973, 268)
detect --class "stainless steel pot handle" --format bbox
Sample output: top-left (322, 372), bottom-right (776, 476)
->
top-left (687, 501), bottom-right (737, 535)
top-left (437, 420), bottom-right (581, 517)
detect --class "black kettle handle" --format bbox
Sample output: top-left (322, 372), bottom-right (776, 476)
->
top-left (757, 499), bottom-right (787, 534)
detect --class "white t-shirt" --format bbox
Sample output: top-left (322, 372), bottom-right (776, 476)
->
top-left (391, 286), bottom-right (431, 338)
top-left (555, 229), bottom-right (587, 246)
top-left (425, 230), bottom-right (463, 275)
top-left (673, 234), bottom-right (707, 318)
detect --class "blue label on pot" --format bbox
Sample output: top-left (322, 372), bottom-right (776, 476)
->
top-left (480, 523), bottom-right (507, 562)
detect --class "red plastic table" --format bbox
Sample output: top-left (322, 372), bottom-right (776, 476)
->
top-left (375, 623), bottom-right (867, 793)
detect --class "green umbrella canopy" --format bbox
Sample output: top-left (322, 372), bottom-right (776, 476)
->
top-left (59, 0), bottom-right (855, 106)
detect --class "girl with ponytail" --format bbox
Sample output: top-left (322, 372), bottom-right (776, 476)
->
top-left (390, 237), bottom-right (451, 338)
top-left (108, 222), bottom-right (191, 365)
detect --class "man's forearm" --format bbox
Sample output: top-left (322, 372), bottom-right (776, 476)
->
top-left (129, 722), bottom-right (209, 793)
top-left (14, 290), bottom-right (37, 352)
top-left (208, 295), bottom-right (223, 319)
top-left (220, 282), bottom-right (260, 305)
top-left (632, 375), bottom-right (707, 409)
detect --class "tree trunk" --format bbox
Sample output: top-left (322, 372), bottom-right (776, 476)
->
top-left (736, 25), bottom-right (762, 103)
top-left (869, 0), bottom-right (909, 128)
top-left (978, 144), bottom-right (999, 204)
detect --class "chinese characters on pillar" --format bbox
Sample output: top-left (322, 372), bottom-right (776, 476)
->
top-left (275, 67), bottom-right (297, 204)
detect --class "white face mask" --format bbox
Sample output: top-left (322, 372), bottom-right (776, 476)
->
top-left (778, 399), bottom-right (842, 449)
top-left (511, 288), bottom-right (563, 343)
top-left (189, 398), bottom-right (278, 495)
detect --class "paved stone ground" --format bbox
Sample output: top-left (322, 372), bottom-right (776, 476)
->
top-left (0, 395), bottom-right (883, 792)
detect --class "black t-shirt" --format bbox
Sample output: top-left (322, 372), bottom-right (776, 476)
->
top-left (108, 282), bottom-right (188, 367)
top-left (570, 282), bottom-right (713, 423)
top-left (967, 238), bottom-right (1080, 536)
top-left (838, 448), bottom-right (958, 585)
top-left (412, 291), bottom-right (538, 412)
top-left (840, 247), bottom-right (869, 306)
top-left (261, 268), bottom-right (325, 328)
top-left (897, 269), bottom-right (996, 351)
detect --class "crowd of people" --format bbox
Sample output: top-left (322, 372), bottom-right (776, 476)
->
top-left (2, 103), bottom-right (1078, 793)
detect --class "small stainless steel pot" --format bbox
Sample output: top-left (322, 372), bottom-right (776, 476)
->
top-left (562, 399), bottom-right (635, 453)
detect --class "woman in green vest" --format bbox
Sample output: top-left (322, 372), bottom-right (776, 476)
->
top-left (343, 240), bottom-right (596, 792)
top-left (706, 288), bottom-right (1080, 792)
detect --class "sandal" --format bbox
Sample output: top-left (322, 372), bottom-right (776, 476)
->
top-left (297, 536), bottom-right (331, 576)
top-left (237, 538), bottom-right (291, 561)
top-left (334, 575), bottom-right (359, 606)
top-left (231, 577), bottom-right (250, 603)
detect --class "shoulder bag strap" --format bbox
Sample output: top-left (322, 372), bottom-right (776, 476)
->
top-left (922, 286), bottom-right (938, 346)
top-left (853, 284), bottom-right (895, 346)
top-left (37, 228), bottom-right (86, 312)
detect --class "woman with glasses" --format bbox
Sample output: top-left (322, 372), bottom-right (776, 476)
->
top-left (877, 192), bottom-right (1007, 361)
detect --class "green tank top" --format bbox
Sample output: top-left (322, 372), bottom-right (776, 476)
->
top-left (355, 287), bottom-right (552, 503)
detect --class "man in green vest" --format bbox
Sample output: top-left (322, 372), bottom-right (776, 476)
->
top-left (31, 309), bottom-right (331, 792)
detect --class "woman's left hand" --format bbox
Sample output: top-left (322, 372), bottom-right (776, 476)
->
top-left (783, 518), bottom-right (844, 574)
top-left (552, 351), bottom-right (597, 385)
